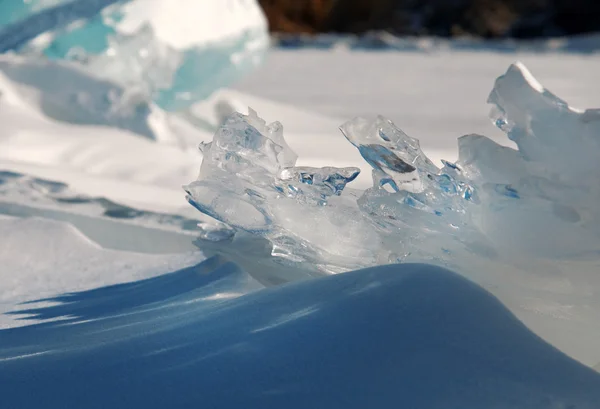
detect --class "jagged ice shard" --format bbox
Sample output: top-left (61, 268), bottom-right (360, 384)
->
top-left (184, 109), bottom-right (374, 270)
top-left (0, 0), bottom-right (269, 110)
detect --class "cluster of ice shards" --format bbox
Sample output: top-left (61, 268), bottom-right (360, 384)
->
top-left (0, 0), bottom-right (269, 111)
top-left (184, 110), bottom-right (378, 271)
top-left (186, 62), bottom-right (600, 273)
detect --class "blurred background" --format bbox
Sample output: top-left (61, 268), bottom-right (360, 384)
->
top-left (258, 0), bottom-right (600, 38)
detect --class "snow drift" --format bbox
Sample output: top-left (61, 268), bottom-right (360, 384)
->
top-left (1, 261), bottom-right (599, 409)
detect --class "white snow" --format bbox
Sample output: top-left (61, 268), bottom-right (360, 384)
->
top-left (1, 263), bottom-right (599, 408)
top-left (234, 50), bottom-right (600, 155)
top-left (1, 29), bottom-right (600, 407)
top-left (0, 217), bottom-right (204, 328)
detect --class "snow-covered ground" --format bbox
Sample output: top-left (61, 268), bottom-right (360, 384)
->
top-left (1, 2), bottom-right (600, 405)
top-left (2, 262), bottom-right (600, 408)
top-left (234, 49), bottom-right (600, 155)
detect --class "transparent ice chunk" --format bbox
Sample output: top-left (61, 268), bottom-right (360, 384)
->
top-left (277, 166), bottom-right (360, 205)
top-left (185, 110), bottom-right (381, 270)
top-left (487, 62), bottom-right (600, 182)
top-left (340, 116), bottom-right (439, 193)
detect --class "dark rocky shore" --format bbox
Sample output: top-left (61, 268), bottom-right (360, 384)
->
top-left (258, 0), bottom-right (600, 38)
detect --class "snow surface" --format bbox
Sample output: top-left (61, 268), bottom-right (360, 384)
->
top-left (0, 217), bottom-right (203, 329)
top-left (1, 18), bottom-right (600, 406)
top-left (234, 50), bottom-right (600, 154)
top-left (1, 263), bottom-right (599, 408)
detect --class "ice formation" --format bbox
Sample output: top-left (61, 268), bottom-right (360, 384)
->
top-left (186, 62), bottom-right (600, 272)
top-left (185, 109), bottom-right (376, 271)
top-left (0, 0), bottom-right (269, 110)
top-left (185, 63), bottom-right (600, 364)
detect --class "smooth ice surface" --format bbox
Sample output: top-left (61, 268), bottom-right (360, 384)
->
top-left (1, 262), bottom-right (599, 409)
top-left (187, 62), bottom-right (600, 365)
top-left (0, 0), bottom-right (269, 110)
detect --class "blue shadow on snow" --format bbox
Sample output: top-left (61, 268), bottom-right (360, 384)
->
top-left (1, 260), bottom-right (599, 408)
